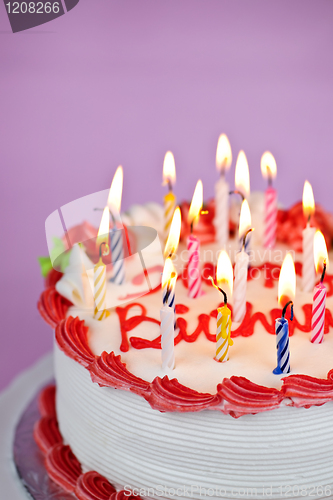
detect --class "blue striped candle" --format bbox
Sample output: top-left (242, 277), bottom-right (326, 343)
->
top-left (110, 227), bottom-right (125, 285)
top-left (273, 301), bottom-right (293, 375)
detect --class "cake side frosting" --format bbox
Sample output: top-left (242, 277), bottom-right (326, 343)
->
top-left (53, 344), bottom-right (333, 500)
top-left (35, 198), bottom-right (333, 500)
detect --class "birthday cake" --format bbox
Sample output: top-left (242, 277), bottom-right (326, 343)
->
top-left (34, 149), bottom-right (333, 500)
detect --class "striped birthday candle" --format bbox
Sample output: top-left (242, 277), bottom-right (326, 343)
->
top-left (216, 304), bottom-right (233, 362)
top-left (110, 227), bottom-right (125, 285)
top-left (187, 234), bottom-right (202, 298)
top-left (160, 304), bottom-right (175, 370)
top-left (264, 187), bottom-right (277, 249)
top-left (273, 301), bottom-right (293, 375)
top-left (209, 278), bottom-right (233, 362)
top-left (311, 283), bottom-right (326, 344)
top-left (94, 243), bottom-right (110, 321)
top-left (261, 152), bottom-right (277, 249)
top-left (164, 191), bottom-right (176, 243)
top-left (163, 151), bottom-right (176, 244)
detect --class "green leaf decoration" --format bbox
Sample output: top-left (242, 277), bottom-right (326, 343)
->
top-left (49, 237), bottom-right (66, 264)
top-left (38, 256), bottom-right (52, 277)
top-left (59, 250), bottom-right (71, 272)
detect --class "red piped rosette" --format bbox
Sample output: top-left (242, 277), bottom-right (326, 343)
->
top-left (38, 286), bottom-right (72, 328)
top-left (38, 384), bottom-right (56, 417)
top-left (111, 491), bottom-right (143, 500)
top-left (282, 373), bottom-right (333, 408)
top-left (147, 376), bottom-right (221, 412)
top-left (55, 316), bottom-right (95, 368)
top-left (90, 351), bottom-right (150, 397)
top-left (217, 376), bottom-right (284, 418)
top-left (75, 471), bottom-right (116, 500)
top-left (33, 416), bottom-right (63, 455)
top-left (45, 443), bottom-right (82, 493)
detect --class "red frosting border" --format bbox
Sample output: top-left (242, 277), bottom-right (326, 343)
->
top-left (37, 269), bottom-right (333, 418)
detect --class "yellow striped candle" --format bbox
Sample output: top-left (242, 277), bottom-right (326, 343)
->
top-left (216, 304), bottom-right (233, 362)
top-left (209, 275), bottom-right (233, 363)
top-left (163, 151), bottom-right (176, 243)
top-left (93, 256), bottom-right (110, 321)
top-left (94, 209), bottom-right (110, 321)
top-left (164, 191), bottom-right (176, 241)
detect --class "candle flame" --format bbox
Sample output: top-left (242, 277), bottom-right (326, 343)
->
top-left (163, 151), bottom-right (176, 186)
top-left (108, 166), bottom-right (123, 216)
top-left (162, 257), bottom-right (177, 289)
top-left (97, 206), bottom-right (110, 250)
top-left (216, 134), bottom-right (232, 173)
top-left (235, 151), bottom-right (250, 198)
top-left (302, 180), bottom-right (315, 219)
top-left (238, 199), bottom-right (252, 240)
top-left (260, 151), bottom-right (277, 180)
top-left (278, 253), bottom-right (296, 306)
top-left (314, 230), bottom-right (329, 274)
top-left (188, 180), bottom-right (203, 226)
top-left (216, 250), bottom-right (233, 298)
top-left (164, 207), bottom-right (181, 258)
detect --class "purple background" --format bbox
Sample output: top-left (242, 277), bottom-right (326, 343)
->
top-left (1, 0), bottom-right (333, 391)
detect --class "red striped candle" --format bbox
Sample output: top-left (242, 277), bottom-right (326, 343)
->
top-left (264, 187), bottom-right (277, 249)
top-left (311, 283), bottom-right (326, 344)
top-left (187, 235), bottom-right (202, 298)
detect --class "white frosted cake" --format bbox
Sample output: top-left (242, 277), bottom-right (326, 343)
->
top-left (36, 199), bottom-right (333, 500)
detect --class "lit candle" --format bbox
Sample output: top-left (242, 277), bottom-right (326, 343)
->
top-left (209, 250), bottom-right (234, 362)
top-left (302, 180), bottom-right (316, 292)
top-left (235, 150), bottom-right (250, 200)
top-left (187, 180), bottom-right (203, 298)
top-left (163, 151), bottom-right (176, 244)
top-left (274, 253), bottom-right (296, 374)
top-left (214, 134), bottom-right (232, 248)
top-left (108, 166), bottom-right (125, 285)
top-left (261, 152), bottom-right (277, 249)
top-left (162, 257), bottom-right (177, 315)
top-left (216, 249), bottom-right (233, 300)
top-left (164, 206), bottom-right (181, 259)
top-left (160, 269), bottom-right (176, 370)
top-left (233, 228), bottom-right (253, 323)
top-left (311, 231), bottom-right (329, 344)
top-left (163, 207), bottom-right (181, 325)
top-left (94, 207), bottom-right (110, 321)
top-left (238, 199), bottom-right (252, 254)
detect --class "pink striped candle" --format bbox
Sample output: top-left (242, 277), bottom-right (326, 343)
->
top-left (311, 283), bottom-right (326, 343)
top-left (264, 187), bottom-right (277, 249)
top-left (311, 232), bottom-right (328, 343)
top-left (261, 152), bottom-right (277, 249)
top-left (187, 234), bottom-right (202, 298)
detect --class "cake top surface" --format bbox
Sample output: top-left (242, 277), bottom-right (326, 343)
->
top-left (63, 239), bottom-right (333, 394)
top-left (39, 197), bottom-right (333, 417)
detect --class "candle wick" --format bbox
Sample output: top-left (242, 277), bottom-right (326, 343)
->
top-left (242, 228), bottom-right (254, 251)
top-left (267, 167), bottom-right (273, 188)
top-left (208, 276), bottom-right (228, 305)
top-left (99, 241), bottom-right (109, 258)
top-left (282, 300), bottom-right (294, 321)
top-left (229, 190), bottom-right (245, 202)
top-left (307, 214), bottom-right (311, 226)
top-left (164, 286), bottom-right (171, 304)
top-left (190, 220), bottom-right (194, 234)
top-left (321, 260), bottom-right (327, 283)
top-left (168, 179), bottom-right (172, 192)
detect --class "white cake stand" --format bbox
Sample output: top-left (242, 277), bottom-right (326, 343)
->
top-left (0, 353), bottom-right (54, 499)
